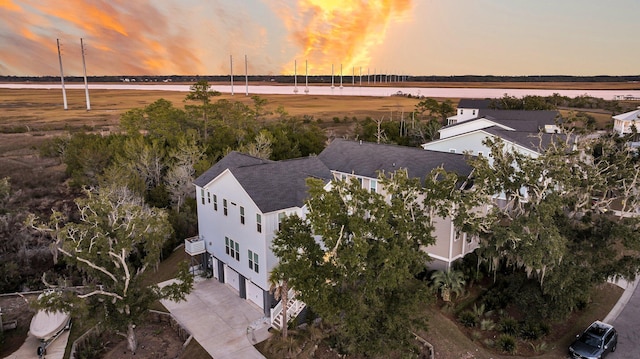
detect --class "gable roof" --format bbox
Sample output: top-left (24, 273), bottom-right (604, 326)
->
top-left (441, 110), bottom-right (558, 132)
top-left (457, 99), bottom-right (491, 109)
top-left (194, 153), bottom-right (332, 213)
top-left (318, 139), bottom-right (473, 179)
top-left (194, 151), bottom-right (272, 188)
top-left (196, 140), bottom-right (475, 213)
top-left (231, 156), bottom-right (333, 213)
top-left (613, 109), bottom-right (640, 121)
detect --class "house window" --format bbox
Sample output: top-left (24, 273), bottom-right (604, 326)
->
top-left (477, 151), bottom-right (484, 157)
top-left (248, 250), bottom-right (259, 273)
top-left (256, 213), bottom-right (262, 233)
top-left (223, 199), bottom-right (228, 216)
top-left (240, 206), bottom-right (245, 224)
top-left (200, 189), bottom-right (205, 205)
top-left (472, 110), bottom-right (476, 115)
top-left (225, 237), bottom-right (240, 261)
top-left (341, 173), bottom-right (347, 181)
top-left (213, 194), bottom-right (218, 211)
top-left (460, 109), bottom-right (464, 115)
top-left (370, 179), bottom-right (377, 193)
top-left (207, 191), bottom-right (211, 204)
top-left (449, 149), bottom-right (456, 153)
top-left (278, 212), bottom-right (286, 231)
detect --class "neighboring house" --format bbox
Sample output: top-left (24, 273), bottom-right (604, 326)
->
top-left (446, 99), bottom-right (492, 125)
top-left (612, 107), bottom-right (640, 136)
top-left (424, 100), bottom-right (562, 158)
top-left (186, 139), bottom-right (478, 316)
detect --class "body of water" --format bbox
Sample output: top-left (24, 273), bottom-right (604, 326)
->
top-left (2, 83), bottom-right (639, 100)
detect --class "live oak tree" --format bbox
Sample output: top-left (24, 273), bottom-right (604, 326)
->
top-left (463, 134), bottom-right (640, 318)
top-left (28, 185), bottom-right (193, 353)
top-left (272, 170), bottom-right (457, 357)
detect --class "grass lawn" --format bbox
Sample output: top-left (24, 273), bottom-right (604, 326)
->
top-left (419, 282), bottom-right (623, 359)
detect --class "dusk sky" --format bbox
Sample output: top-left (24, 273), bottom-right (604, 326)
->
top-left (1, 0), bottom-right (638, 77)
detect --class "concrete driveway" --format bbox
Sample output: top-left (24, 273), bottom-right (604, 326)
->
top-left (160, 277), bottom-right (271, 359)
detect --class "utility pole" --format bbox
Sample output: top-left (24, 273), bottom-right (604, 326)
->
top-left (294, 59), bottom-right (298, 94)
top-left (230, 55), bottom-right (234, 96)
top-left (304, 60), bottom-right (309, 94)
top-left (244, 54), bottom-right (248, 96)
top-left (80, 38), bottom-right (91, 111)
top-left (57, 39), bottom-right (68, 110)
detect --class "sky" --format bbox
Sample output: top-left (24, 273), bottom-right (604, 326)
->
top-left (0, 0), bottom-right (638, 77)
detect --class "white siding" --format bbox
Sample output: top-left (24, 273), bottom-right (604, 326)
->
top-left (423, 131), bottom-right (540, 160)
top-left (196, 170), bottom-right (270, 291)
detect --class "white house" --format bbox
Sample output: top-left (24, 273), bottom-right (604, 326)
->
top-left (446, 99), bottom-right (492, 125)
top-left (612, 107), bottom-right (640, 136)
top-left (187, 139), bottom-right (479, 316)
top-left (424, 101), bottom-right (562, 158)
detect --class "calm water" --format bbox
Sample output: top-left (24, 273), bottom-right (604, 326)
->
top-left (2, 83), bottom-right (639, 100)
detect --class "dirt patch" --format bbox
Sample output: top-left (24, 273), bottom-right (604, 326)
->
top-left (100, 321), bottom-right (185, 359)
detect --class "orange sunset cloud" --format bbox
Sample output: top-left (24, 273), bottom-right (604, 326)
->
top-left (278, 0), bottom-right (413, 74)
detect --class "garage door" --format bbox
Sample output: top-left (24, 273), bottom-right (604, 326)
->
top-left (224, 265), bottom-right (240, 292)
top-left (246, 280), bottom-right (264, 310)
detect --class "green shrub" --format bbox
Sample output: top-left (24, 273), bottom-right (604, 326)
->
top-left (496, 334), bottom-right (517, 354)
top-left (480, 319), bottom-right (496, 331)
top-left (499, 317), bottom-right (519, 335)
top-left (458, 310), bottom-right (477, 327)
top-left (519, 320), bottom-right (543, 340)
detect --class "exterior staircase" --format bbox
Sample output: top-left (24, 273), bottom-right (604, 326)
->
top-left (270, 288), bottom-right (306, 330)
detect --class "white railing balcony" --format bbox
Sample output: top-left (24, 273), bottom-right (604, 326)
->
top-left (185, 236), bottom-right (205, 256)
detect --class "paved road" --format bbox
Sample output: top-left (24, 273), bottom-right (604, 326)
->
top-left (608, 278), bottom-right (640, 359)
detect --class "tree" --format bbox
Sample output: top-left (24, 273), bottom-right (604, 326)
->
top-left (28, 185), bottom-right (193, 353)
top-left (185, 80), bottom-right (220, 141)
top-left (415, 98), bottom-right (455, 126)
top-left (268, 266), bottom-right (289, 339)
top-left (164, 134), bottom-right (204, 212)
top-left (430, 270), bottom-right (466, 302)
top-left (239, 130), bottom-right (273, 159)
top-left (271, 170), bottom-right (454, 356)
top-left (462, 134), bottom-right (640, 319)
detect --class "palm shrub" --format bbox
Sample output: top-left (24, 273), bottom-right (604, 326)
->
top-left (431, 269), bottom-right (466, 302)
top-left (499, 316), bottom-right (519, 335)
top-left (496, 334), bottom-right (518, 354)
top-left (458, 310), bottom-right (478, 327)
top-left (480, 318), bottom-right (496, 331)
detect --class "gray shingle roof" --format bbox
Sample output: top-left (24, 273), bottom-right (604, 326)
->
top-left (196, 140), bottom-right (475, 213)
top-left (478, 110), bottom-right (559, 132)
top-left (231, 156), bottom-right (333, 213)
top-left (194, 152), bottom-right (272, 188)
top-left (318, 139), bottom-right (473, 179)
top-left (458, 99), bottom-right (491, 109)
top-left (441, 109), bottom-right (559, 132)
